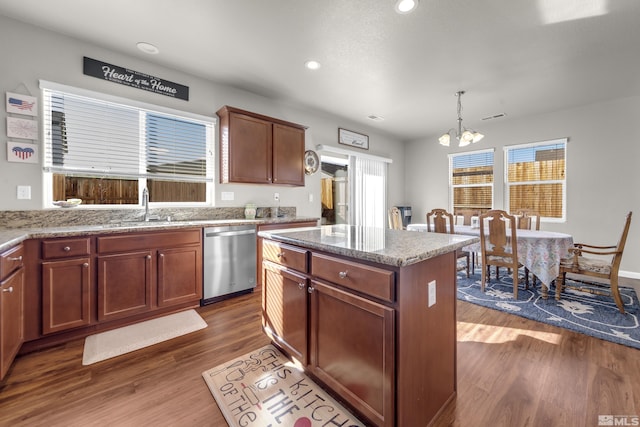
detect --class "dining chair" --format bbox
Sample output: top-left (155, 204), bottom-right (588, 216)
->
top-left (426, 208), bottom-right (471, 277)
top-left (454, 209), bottom-right (479, 226)
top-left (510, 209), bottom-right (541, 284)
top-left (389, 207), bottom-right (403, 230)
top-left (556, 211), bottom-right (632, 313)
top-left (512, 209), bottom-right (541, 231)
top-left (479, 210), bottom-right (529, 298)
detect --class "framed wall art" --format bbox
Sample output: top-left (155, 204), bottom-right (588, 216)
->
top-left (6, 92), bottom-right (37, 116)
top-left (7, 116), bottom-right (38, 139)
top-left (7, 141), bottom-right (39, 163)
top-left (338, 127), bottom-right (369, 150)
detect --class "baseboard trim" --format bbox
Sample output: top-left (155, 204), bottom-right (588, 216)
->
top-left (620, 270), bottom-right (640, 280)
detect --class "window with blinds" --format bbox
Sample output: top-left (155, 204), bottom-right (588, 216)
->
top-left (504, 138), bottom-right (566, 220)
top-left (449, 149), bottom-right (494, 213)
top-left (42, 82), bottom-right (214, 205)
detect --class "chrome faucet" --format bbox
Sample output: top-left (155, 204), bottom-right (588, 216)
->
top-left (142, 187), bottom-right (150, 221)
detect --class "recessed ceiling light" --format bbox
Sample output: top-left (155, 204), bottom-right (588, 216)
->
top-left (395, 0), bottom-right (419, 14)
top-left (137, 42), bottom-right (159, 55)
top-left (304, 60), bottom-right (321, 70)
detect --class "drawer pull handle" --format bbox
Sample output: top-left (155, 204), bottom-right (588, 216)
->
top-left (83, 263), bottom-right (89, 268)
top-left (63, 246), bottom-right (71, 252)
top-left (2, 286), bottom-right (13, 293)
top-left (298, 282), bottom-right (305, 290)
top-left (147, 255), bottom-right (152, 260)
top-left (338, 271), bottom-right (348, 279)
top-left (307, 286), bottom-right (314, 294)
top-left (276, 252), bottom-right (285, 258)
top-left (8, 256), bottom-right (23, 262)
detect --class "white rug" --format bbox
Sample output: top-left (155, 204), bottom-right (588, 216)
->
top-left (82, 309), bottom-right (207, 365)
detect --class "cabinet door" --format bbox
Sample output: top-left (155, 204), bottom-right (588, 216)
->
top-left (98, 251), bottom-right (153, 322)
top-left (272, 123), bottom-right (304, 186)
top-left (157, 245), bottom-right (202, 307)
top-left (262, 262), bottom-right (308, 365)
top-left (227, 112), bottom-right (272, 184)
top-left (42, 258), bottom-right (91, 334)
top-left (1, 268), bottom-right (24, 380)
top-left (309, 280), bottom-right (395, 427)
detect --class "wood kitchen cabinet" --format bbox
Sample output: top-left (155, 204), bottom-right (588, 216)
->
top-left (217, 105), bottom-right (306, 186)
top-left (41, 238), bottom-right (91, 334)
top-left (262, 261), bottom-right (308, 365)
top-left (1, 244), bottom-right (24, 381)
top-left (261, 236), bottom-right (458, 427)
top-left (256, 221), bottom-right (317, 289)
top-left (97, 229), bottom-right (202, 322)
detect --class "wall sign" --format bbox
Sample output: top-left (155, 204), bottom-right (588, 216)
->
top-left (6, 92), bottom-right (37, 116)
top-left (83, 57), bottom-right (189, 101)
top-left (338, 127), bottom-right (369, 150)
top-left (7, 116), bottom-right (38, 139)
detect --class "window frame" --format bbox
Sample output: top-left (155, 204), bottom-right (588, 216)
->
top-left (449, 148), bottom-right (495, 214)
top-left (503, 138), bottom-right (567, 223)
top-left (40, 80), bottom-right (215, 208)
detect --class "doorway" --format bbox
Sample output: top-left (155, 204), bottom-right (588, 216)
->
top-left (320, 154), bottom-right (349, 225)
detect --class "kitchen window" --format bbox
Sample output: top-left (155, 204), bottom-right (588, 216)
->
top-left (449, 149), bottom-right (494, 214)
top-left (504, 138), bottom-right (567, 221)
top-left (41, 81), bottom-right (214, 206)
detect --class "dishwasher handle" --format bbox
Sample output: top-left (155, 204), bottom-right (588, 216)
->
top-left (205, 229), bottom-right (256, 238)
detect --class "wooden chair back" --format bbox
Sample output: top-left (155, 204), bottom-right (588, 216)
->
top-left (389, 207), bottom-right (403, 230)
top-left (479, 210), bottom-right (521, 298)
top-left (426, 208), bottom-right (454, 233)
top-left (557, 211), bottom-right (632, 313)
top-left (454, 209), bottom-right (478, 226)
top-left (512, 209), bottom-right (540, 230)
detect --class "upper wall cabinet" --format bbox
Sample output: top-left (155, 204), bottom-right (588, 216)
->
top-left (217, 106), bottom-right (307, 186)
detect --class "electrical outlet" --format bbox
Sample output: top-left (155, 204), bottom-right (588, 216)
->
top-left (221, 191), bottom-right (234, 201)
top-left (428, 280), bottom-right (436, 307)
top-left (274, 192), bottom-right (280, 201)
top-left (308, 193), bottom-right (314, 202)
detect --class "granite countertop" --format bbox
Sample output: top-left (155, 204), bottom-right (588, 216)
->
top-left (0, 217), bottom-right (318, 253)
top-left (258, 224), bottom-right (479, 267)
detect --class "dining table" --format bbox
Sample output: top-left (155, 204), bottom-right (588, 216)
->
top-left (406, 223), bottom-right (575, 298)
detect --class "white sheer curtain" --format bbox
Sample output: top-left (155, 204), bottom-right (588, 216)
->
top-left (350, 156), bottom-right (387, 228)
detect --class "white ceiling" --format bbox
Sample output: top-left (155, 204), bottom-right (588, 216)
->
top-left (1, 0), bottom-right (639, 142)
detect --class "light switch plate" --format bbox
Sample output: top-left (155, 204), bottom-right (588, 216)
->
top-left (428, 280), bottom-right (436, 307)
top-left (221, 191), bottom-right (234, 201)
top-left (17, 185), bottom-right (31, 200)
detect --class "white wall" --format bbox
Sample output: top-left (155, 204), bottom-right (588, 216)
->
top-left (405, 95), bottom-right (640, 276)
top-left (0, 16), bottom-right (405, 217)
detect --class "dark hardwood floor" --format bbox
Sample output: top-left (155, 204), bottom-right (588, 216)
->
top-left (1, 290), bottom-right (639, 426)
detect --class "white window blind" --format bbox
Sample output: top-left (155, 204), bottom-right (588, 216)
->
top-left (449, 149), bottom-right (494, 213)
top-left (504, 138), bottom-right (566, 220)
top-left (352, 156), bottom-right (387, 228)
top-left (42, 85), bottom-right (214, 183)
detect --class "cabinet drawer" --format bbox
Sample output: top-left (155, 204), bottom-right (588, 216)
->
top-left (97, 229), bottom-right (202, 254)
top-left (42, 238), bottom-right (90, 260)
top-left (1, 244), bottom-right (24, 280)
top-left (311, 253), bottom-right (395, 303)
top-left (263, 240), bottom-right (308, 273)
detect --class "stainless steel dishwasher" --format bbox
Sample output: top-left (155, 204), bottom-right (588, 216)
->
top-left (202, 224), bottom-right (257, 305)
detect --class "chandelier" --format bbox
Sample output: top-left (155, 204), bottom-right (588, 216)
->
top-left (438, 90), bottom-right (484, 147)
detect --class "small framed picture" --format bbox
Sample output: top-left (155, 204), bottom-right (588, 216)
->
top-left (7, 116), bottom-right (38, 139)
top-left (6, 92), bottom-right (37, 116)
top-left (338, 128), bottom-right (369, 150)
top-left (7, 141), bottom-right (39, 163)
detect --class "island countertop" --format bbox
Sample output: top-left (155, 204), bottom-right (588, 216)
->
top-left (258, 224), bottom-right (478, 267)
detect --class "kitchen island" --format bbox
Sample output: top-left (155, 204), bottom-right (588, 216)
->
top-left (258, 225), bottom-right (478, 427)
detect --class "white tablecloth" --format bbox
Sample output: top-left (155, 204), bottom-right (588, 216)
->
top-left (407, 223), bottom-right (574, 290)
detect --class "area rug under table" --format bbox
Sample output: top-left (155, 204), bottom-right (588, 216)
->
top-left (202, 344), bottom-right (365, 427)
top-left (457, 270), bottom-right (640, 349)
top-left (83, 309), bottom-right (207, 365)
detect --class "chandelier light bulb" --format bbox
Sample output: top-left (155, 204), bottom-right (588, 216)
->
top-left (439, 133), bottom-right (451, 146)
top-left (438, 90), bottom-right (485, 148)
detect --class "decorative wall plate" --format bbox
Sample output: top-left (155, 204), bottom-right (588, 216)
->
top-left (304, 150), bottom-right (319, 175)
